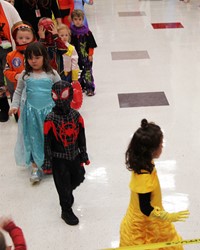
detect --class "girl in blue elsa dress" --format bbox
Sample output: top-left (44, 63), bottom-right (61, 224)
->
top-left (74, 0), bottom-right (93, 27)
top-left (9, 42), bottom-right (61, 184)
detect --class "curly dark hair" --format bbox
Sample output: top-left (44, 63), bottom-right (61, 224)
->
top-left (23, 42), bottom-right (54, 79)
top-left (125, 119), bottom-right (163, 174)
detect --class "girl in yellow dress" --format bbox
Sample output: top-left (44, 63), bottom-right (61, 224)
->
top-left (120, 119), bottom-right (189, 249)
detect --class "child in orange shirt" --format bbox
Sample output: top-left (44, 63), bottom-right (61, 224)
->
top-left (4, 21), bottom-right (36, 100)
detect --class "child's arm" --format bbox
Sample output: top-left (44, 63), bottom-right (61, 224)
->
top-left (0, 217), bottom-right (27, 250)
top-left (77, 115), bottom-right (90, 165)
top-left (49, 24), bottom-right (68, 53)
top-left (9, 73), bottom-right (25, 115)
top-left (43, 118), bottom-right (53, 174)
top-left (71, 47), bottom-right (80, 82)
top-left (4, 54), bottom-right (18, 84)
top-left (138, 192), bottom-right (154, 216)
top-left (87, 31), bottom-right (97, 61)
top-left (138, 192), bottom-right (189, 222)
top-left (38, 25), bottom-right (46, 40)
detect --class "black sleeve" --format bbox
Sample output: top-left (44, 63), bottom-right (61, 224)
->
top-left (87, 31), bottom-right (97, 48)
top-left (78, 115), bottom-right (89, 163)
top-left (138, 192), bottom-right (154, 216)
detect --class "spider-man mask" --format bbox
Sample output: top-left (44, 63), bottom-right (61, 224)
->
top-left (52, 81), bottom-right (73, 114)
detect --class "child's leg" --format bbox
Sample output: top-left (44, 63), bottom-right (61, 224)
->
top-left (30, 162), bottom-right (43, 184)
top-left (52, 158), bottom-right (79, 225)
top-left (0, 48), bottom-right (11, 122)
top-left (82, 60), bottom-right (95, 96)
top-left (70, 155), bottom-right (85, 190)
top-left (0, 91), bottom-right (9, 122)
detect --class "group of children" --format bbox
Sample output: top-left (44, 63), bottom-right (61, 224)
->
top-left (4, 8), bottom-right (94, 226)
top-left (0, 0), bottom-right (191, 249)
top-left (0, 118), bottom-right (190, 249)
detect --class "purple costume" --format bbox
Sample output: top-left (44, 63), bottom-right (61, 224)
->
top-left (70, 24), bottom-right (97, 93)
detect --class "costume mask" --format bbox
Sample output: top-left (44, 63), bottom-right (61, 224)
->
top-left (38, 17), bottom-right (54, 45)
top-left (52, 81), bottom-right (83, 113)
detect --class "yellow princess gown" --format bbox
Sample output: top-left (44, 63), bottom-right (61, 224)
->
top-left (120, 168), bottom-right (183, 250)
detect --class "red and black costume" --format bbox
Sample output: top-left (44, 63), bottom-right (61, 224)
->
top-left (43, 80), bottom-right (89, 214)
top-left (38, 18), bottom-right (67, 74)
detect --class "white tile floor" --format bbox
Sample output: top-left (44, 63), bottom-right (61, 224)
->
top-left (1, 0), bottom-right (200, 249)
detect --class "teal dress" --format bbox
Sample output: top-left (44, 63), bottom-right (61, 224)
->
top-left (12, 70), bottom-right (61, 168)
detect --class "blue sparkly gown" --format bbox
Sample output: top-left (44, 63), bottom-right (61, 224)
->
top-left (12, 70), bottom-right (61, 168)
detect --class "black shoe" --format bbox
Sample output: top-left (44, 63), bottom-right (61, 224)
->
top-left (61, 209), bottom-right (79, 225)
top-left (86, 89), bottom-right (95, 96)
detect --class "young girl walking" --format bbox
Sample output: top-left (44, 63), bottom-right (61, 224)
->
top-left (120, 119), bottom-right (189, 249)
top-left (9, 42), bottom-right (61, 184)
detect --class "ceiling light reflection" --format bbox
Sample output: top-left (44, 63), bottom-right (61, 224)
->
top-left (163, 193), bottom-right (189, 211)
top-left (110, 240), bottom-right (119, 248)
top-left (87, 167), bottom-right (108, 183)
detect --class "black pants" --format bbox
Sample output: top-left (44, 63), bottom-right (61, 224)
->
top-left (0, 47), bottom-right (12, 122)
top-left (0, 93), bottom-right (9, 122)
top-left (52, 156), bottom-right (85, 212)
top-left (0, 47), bottom-right (12, 85)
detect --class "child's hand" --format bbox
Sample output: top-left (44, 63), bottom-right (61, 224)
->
top-left (0, 216), bottom-right (12, 228)
top-left (0, 86), bottom-right (6, 97)
top-left (72, 80), bottom-right (79, 85)
top-left (9, 107), bottom-right (18, 116)
top-left (88, 55), bottom-right (93, 62)
top-left (80, 160), bottom-right (90, 167)
top-left (38, 25), bottom-right (46, 39)
top-left (15, 74), bottom-right (20, 81)
top-left (49, 24), bottom-right (58, 35)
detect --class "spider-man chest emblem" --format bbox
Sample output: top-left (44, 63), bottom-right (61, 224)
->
top-left (58, 120), bottom-right (79, 147)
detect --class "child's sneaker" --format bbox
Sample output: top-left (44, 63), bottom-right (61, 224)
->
top-left (86, 89), bottom-right (95, 96)
top-left (30, 168), bottom-right (43, 184)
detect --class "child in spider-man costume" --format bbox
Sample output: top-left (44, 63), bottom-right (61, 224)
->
top-left (38, 17), bottom-right (67, 74)
top-left (43, 80), bottom-right (90, 226)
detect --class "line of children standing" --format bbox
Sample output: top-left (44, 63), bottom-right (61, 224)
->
top-left (5, 5), bottom-right (95, 227)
